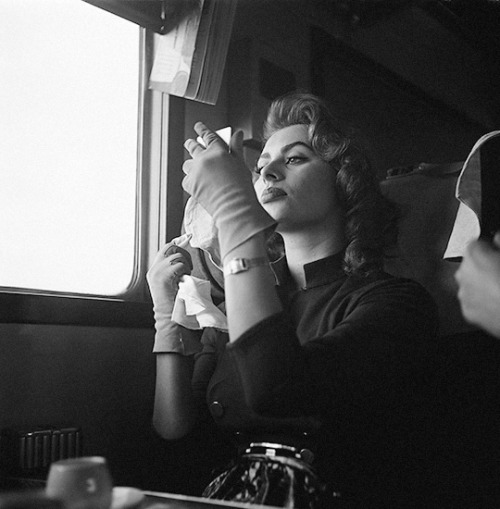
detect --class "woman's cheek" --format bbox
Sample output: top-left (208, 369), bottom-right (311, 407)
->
top-left (253, 178), bottom-right (265, 201)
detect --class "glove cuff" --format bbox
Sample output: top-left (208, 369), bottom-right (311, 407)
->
top-left (218, 204), bottom-right (276, 261)
top-left (152, 320), bottom-right (202, 355)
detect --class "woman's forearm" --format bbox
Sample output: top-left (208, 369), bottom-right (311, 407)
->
top-left (153, 353), bottom-right (196, 440)
top-left (222, 231), bottom-right (282, 341)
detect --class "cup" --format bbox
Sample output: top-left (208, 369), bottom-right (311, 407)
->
top-left (46, 456), bottom-right (113, 509)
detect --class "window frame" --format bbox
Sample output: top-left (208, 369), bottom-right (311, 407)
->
top-left (0, 28), bottom-right (186, 328)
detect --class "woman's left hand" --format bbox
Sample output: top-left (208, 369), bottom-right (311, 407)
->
top-left (147, 236), bottom-right (193, 310)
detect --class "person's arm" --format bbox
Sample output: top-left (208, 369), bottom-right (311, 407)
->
top-left (153, 353), bottom-right (197, 440)
top-left (183, 123), bottom-right (280, 341)
top-left (227, 277), bottom-right (438, 419)
top-left (147, 238), bottom-right (201, 439)
top-left (455, 232), bottom-right (500, 338)
top-left (222, 232), bottom-right (281, 340)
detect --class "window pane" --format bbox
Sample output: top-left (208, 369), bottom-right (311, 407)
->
top-left (0, 0), bottom-right (139, 295)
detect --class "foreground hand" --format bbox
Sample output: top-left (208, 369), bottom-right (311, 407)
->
top-left (147, 236), bottom-right (203, 356)
top-left (455, 232), bottom-right (500, 338)
top-left (147, 236), bottom-right (193, 307)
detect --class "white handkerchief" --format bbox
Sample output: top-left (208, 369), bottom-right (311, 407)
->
top-left (183, 197), bottom-right (222, 269)
top-left (172, 275), bottom-right (227, 331)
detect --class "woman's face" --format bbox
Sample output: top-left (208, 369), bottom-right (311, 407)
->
top-left (254, 124), bottom-right (341, 232)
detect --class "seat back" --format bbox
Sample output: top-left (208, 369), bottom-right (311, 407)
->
top-left (381, 162), bottom-right (475, 337)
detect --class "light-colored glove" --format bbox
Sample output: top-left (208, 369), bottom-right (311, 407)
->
top-left (182, 122), bottom-right (276, 262)
top-left (146, 234), bottom-right (202, 354)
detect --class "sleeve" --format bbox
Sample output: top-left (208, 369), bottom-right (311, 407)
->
top-left (226, 278), bottom-right (439, 421)
top-left (191, 327), bottom-right (229, 400)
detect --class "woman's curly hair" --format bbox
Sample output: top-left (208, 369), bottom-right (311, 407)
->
top-left (262, 92), bottom-right (398, 277)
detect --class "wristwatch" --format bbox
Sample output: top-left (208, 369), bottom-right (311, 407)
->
top-left (223, 257), bottom-right (269, 276)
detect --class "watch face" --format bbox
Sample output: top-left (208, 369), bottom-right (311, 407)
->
top-left (224, 258), bottom-right (245, 276)
top-left (224, 257), bottom-right (269, 276)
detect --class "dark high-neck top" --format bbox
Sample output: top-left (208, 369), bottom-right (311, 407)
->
top-left (192, 253), bottom-right (439, 505)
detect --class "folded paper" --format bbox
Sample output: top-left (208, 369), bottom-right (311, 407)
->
top-left (444, 131), bottom-right (500, 259)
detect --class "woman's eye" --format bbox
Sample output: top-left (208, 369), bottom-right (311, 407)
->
top-left (253, 164), bottom-right (263, 174)
top-left (286, 156), bottom-right (305, 165)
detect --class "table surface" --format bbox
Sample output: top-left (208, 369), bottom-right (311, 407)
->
top-left (141, 491), bottom-right (279, 509)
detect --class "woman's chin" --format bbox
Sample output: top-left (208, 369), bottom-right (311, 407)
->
top-left (262, 200), bottom-right (287, 219)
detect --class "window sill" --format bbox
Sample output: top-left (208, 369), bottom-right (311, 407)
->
top-left (0, 292), bottom-right (154, 328)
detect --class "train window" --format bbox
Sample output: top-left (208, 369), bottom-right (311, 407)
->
top-left (0, 0), bottom-right (140, 296)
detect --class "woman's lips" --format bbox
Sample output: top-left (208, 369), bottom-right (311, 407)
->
top-left (261, 187), bottom-right (286, 204)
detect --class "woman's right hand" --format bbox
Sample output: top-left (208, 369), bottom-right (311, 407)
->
top-left (182, 123), bottom-right (275, 260)
top-left (182, 123), bottom-right (256, 219)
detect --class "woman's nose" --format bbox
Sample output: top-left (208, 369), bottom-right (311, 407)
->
top-left (260, 160), bottom-right (283, 182)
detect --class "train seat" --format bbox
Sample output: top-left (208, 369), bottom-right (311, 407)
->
top-left (381, 160), bottom-right (500, 504)
top-left (380, 161), bottom-right (471, 337)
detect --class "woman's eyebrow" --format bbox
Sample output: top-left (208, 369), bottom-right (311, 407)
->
top-left (258, 141), bottom-right (313, 161)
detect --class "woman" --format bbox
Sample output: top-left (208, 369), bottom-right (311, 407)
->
top-left (147, 93), bottom-right (439, 508)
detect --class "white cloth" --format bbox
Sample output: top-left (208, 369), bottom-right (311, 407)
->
top-left (183, 196), bottom-right (222, 269)
top-left (444, 131), bottom-right (500, 259)
top-left (172, 275), bottom-right (227, 331)
top-left (169, 198), bottom-right (225, 330)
